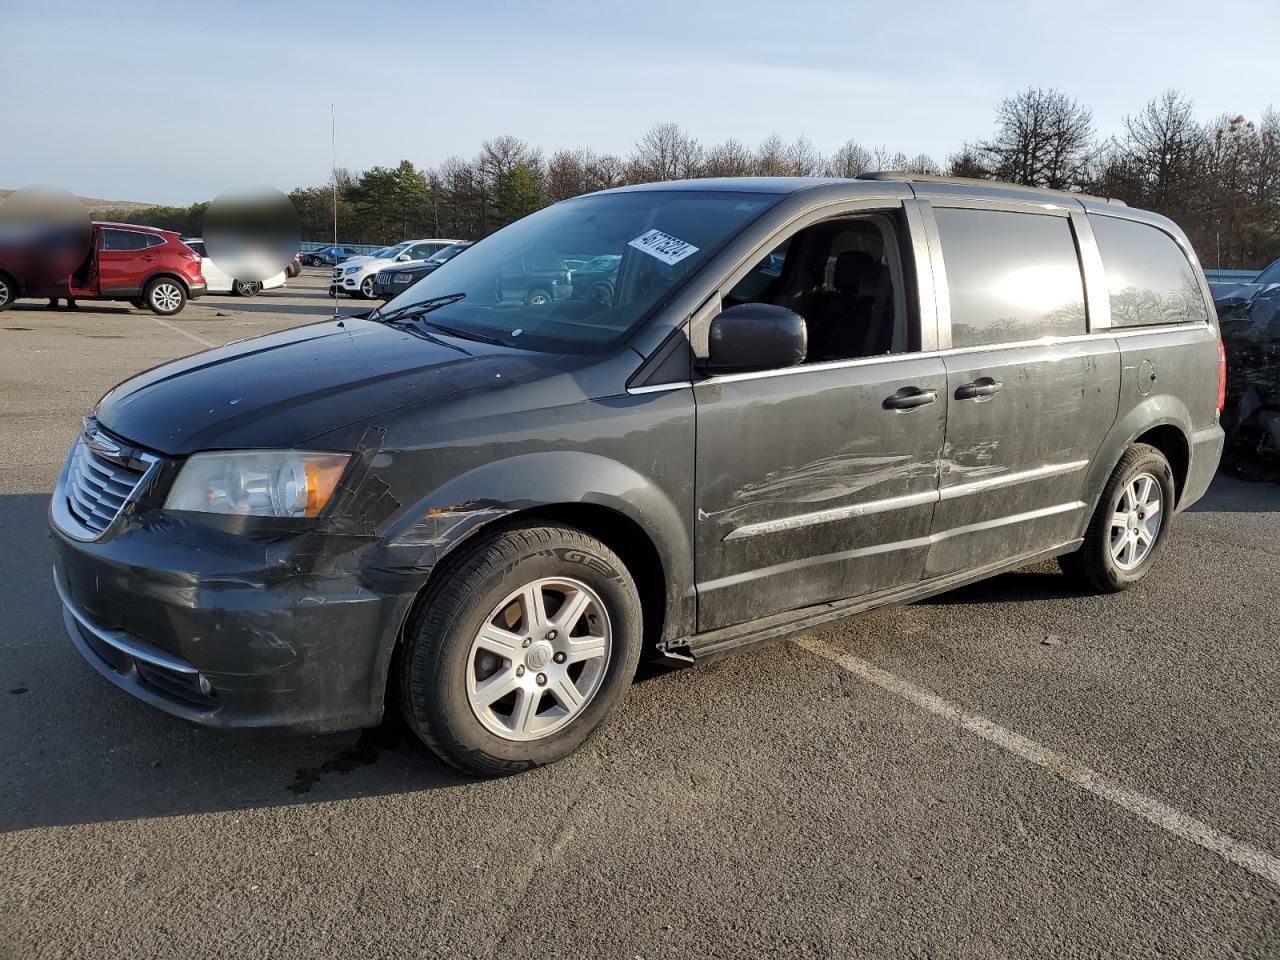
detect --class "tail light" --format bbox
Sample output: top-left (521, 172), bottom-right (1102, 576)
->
top-left (1217, 337), bottom-right (1227, 413)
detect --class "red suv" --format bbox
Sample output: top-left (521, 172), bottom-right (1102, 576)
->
top-left (0, 222), bottom-right (206, 315)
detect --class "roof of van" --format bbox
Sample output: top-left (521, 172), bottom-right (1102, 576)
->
top-left (601, 173), bottom-right (1126, 207)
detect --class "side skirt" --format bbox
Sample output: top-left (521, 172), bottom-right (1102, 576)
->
top-left (670, 539), bottom-right (1083, 663)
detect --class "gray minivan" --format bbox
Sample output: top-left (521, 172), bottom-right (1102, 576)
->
top-left (50, 174), bottom-right (1225, 775)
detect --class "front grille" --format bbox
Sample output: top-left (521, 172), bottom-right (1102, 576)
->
top-left (332, 267), bottom-right (342, 280)
top-left (62, 438), bottom-right (149, 535)
top-left (375, 271), bottom-right (389, 283)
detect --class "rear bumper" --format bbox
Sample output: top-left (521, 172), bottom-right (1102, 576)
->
top-left (1181, 422), bottom-right (1225, 510)
top-left (187, 282), bottom-right (207, 300)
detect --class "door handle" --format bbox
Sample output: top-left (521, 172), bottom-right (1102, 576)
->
top-left (883, 388), bottom-right (938, 410)
top-left (955, 379), bottom-right (1003, 400)
top-left (140, 255), bottom-right (158, 262)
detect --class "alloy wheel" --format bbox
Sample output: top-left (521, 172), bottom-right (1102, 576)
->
top-left (465, 577), bottom-right (612, 741)
top-left (0, 277), bottom-right (10, 306)
top-left (1109, 472), bottom-right (1163, 570)
top-left (151, 283), bottom-right (182, 313)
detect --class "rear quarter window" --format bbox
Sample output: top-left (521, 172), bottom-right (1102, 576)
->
top-left (934, 207), bottom-right (1087, 348)
top-left (1090, 215), bottom-right (1208, 327)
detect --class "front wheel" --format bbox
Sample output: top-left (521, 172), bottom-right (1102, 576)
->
top-left (145, 278), bottom-right (186, 316)
top-left (398, 524), bottom-right (643, 776)
top-left (1059, 443), bottom-right (1175, 592)
top-left (360, 275), bottom-right (377, 299)
top-left (524, 288), bottom-right (552, 307)
top-left (0, 272), bottom-right (15, 311)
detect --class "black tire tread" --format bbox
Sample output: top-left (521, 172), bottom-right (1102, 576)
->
top-left (397, 523), bottom-right (638, 776)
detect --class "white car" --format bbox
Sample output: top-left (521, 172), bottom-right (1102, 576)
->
top-left (330, 238), bottom-right (462, 298)
top-left (182, 238), bottom-right (287, 297)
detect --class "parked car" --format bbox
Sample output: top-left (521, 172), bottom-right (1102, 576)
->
top-left (495, 248), bottom-right (572, 305)
top-left (567, 254), bottom-right (621, 305)
top-left (301, 245), bottom-right (362, 267)
top-left (369, 241), bottom-right (472, 299)
top-left (0, 222), bottom-right (205, 315)
top-left (49, 175), bottom-right (1224, 776)
top-left (181, 238), bottom-right (286, 297)
top-left (330, 239), bottom-right (462, 299)
top-left (1210, 257), bottom-right (1280, 317)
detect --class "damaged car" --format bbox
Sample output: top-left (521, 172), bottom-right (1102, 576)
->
top-left (50, 174), bottom-right (1224, 775)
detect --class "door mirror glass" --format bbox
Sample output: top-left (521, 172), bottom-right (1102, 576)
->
top-left (397, 253), bottom-right (411, 262)
top-left (702, 303), bottom-right (807, 374)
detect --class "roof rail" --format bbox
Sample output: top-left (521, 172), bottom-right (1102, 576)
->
top-left (855, 171), bottom-right (1125, 206)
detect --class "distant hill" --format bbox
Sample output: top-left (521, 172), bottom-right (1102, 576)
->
top-left (0, 189), bottom-right (158, 214)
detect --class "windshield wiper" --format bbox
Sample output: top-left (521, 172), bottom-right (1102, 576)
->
top-left (420, 320), bottom-right (511, 348)
top-left (369, 292), bottom-right (467, 325)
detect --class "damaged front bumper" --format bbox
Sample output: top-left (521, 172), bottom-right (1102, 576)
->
top-left (50, 516), bottom-right (414, 733)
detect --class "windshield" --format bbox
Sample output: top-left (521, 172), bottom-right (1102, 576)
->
top-left (377, 190), bottom-right (780, 353)
top-left (372, 242), bottom-right (410, 259)
top-left (1255, 259), bottom-right (1280, 285)
top-left (428, 243), bottom-right (469, 263)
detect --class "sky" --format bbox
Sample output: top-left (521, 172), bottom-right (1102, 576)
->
top-left (2, 0), bottom-right (1275, 206)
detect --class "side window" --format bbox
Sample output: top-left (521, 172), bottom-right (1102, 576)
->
top-left (101, 229), bottom-right (148, 252)
top-left (933, 208), bottom-right (1086, 348)
top-left (1090, 215), bottom-right (1209, 327)
top-left (141, 233), bottom-right (166, 249)
top-left (723, 214), bottom-right (909, 363)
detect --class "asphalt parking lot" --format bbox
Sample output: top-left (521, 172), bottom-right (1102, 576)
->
top-left (2, 271), bottom-right (1278, 959)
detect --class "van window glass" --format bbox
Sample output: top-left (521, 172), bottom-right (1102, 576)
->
top-left (101, 229), bottom-right (151, 252)
top-left (1090, 215), bottom-right (1209, 326)
top-left (934, 208), bottom-right (1086, 347)
top-left (377, 190), bottom-right (782, 355)
top-left (724, 214), bottom-right (910, 362)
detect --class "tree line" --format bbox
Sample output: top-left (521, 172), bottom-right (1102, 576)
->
top-left (101, 88), bottom-right (1280, 268)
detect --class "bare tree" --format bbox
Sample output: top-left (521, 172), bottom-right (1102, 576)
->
top-left (630, 122), bottom-right (704, 182)
top-left (824, 140), bottom-right (873, 178)
top-left (787, 135), bottom-right (823, 176)
top-left (978, 87), bottom-right (1095, 189)
top-left (703, 139), bottom-right (754, 177)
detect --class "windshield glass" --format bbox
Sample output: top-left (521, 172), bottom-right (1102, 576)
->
top-left (377, 190), bottom-right (780, 353)
top-left (428, 243), bottom-right (468, 263)
top-left (373, 242), bottom-right (410, 259)
top-left (1255, 259), bottom-right (1280, 285)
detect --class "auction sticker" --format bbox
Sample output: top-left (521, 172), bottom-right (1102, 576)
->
top-left (628, 229), bottom-right (700, 266)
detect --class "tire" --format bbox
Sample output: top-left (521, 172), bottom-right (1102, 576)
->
top-left (1059, 443), bottom-right (1176, 593)
top-left (328, 285), bottom-right (338, 298)
top-left (145, 277), bottom-right (187, 316)
top-left (360, 275), bottom-right (377, 299)
top-left (233, 279), bottom-right (262, 297)
top-left (524, 287), bottom-right (552, 307)
top-left (398, 523), bottom-right (643, 776)
top-left (0, 272), bottom-right (15, 311)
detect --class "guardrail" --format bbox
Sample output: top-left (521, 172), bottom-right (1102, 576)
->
top-left (1204, 268), bottom-right (1261, 283)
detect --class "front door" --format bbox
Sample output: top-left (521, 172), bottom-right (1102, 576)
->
top-left (921, 203), bottom-right (1121, 577)
top-left (693, 205), bottom-right (946, 632)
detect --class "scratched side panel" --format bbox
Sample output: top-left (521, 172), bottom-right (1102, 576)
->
top-left (926, 338), bottom-right (1121, 576)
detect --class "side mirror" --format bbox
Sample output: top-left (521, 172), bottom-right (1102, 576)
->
top-left (397, 253), bottom-right (411, 262)
top-left (701, 303), bottom-right (807, 374)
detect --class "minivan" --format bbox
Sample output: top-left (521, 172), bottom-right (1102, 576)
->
top-left (49, 175), bottom-right (1225, 775)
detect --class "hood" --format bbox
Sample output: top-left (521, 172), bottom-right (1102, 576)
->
top-left (337, 255), bottom-right (389, 269)
top-left (95, 318), bottom-right (562, 455)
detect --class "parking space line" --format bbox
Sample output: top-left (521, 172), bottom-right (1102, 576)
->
top-left (794, 634), bottom-right (1280, 889)
top-left (150, 316), bottom-right (215, 349)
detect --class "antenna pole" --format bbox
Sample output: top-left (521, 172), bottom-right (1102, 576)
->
top-left (331, 103), bottom-right (339, 320)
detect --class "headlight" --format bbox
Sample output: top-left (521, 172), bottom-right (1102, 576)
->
top-left (165, 450), bottom-right (351, 518)
top-left (344, 266), bottom-right (360, 275)
top-left (394, 273), bottom-right (413, 283)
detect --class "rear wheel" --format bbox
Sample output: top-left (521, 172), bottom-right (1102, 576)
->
top-left (233, 279), bottom-right (262, 297)
top-left (398, 524), bottom-right (643, 776)
top-left (524, 287), bottom-right (552, 307)
top-left (1059, 443), bottom-right (1175, 592)
top-left (145, 278), bottom-right (186, 316)
top-left (0, 272), bottom-right (14, 311)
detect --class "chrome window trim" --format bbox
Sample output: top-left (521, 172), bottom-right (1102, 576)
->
top-left (627, 381), bottom-right (694, 395)
top-left (694, 323), bottom-right (1211, 386)
top-left (721, 460), bottom-right (1090, 541)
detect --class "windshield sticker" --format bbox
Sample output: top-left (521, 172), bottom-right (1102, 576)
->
top-left (628, 229), bottom-right (700, 266)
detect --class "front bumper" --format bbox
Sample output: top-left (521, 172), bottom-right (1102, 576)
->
top-left (50, 511), bottom-right (414, 733)
top-left (372, 277), bottom-right (419, 299)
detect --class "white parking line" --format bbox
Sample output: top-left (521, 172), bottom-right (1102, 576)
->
top-left (150, 316), bottom-right (215, 349)
top-left (794, 634), bottom-right (1280, 889)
